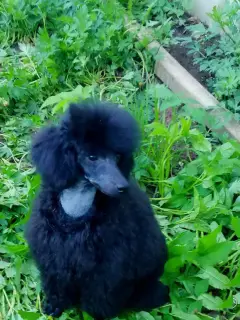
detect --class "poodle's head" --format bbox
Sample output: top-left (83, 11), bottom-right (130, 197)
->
top-left (31, 102), bottom-right (140, 196)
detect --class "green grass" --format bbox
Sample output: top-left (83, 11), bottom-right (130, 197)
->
top-left (1, 0), bottom-right (240, 319)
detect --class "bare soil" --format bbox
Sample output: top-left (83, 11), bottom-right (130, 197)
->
top-left (167, 14), bottom-right (212, 88)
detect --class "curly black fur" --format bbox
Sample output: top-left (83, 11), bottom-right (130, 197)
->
top-left (25, 102), bottom-right (169, 319)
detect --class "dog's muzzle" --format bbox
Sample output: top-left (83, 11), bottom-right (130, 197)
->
top-left (82, 158), bottom-right (129, 197)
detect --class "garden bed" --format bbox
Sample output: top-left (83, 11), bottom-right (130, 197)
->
top-left (167, 14), bottom-right (212, 87)
top-left (127, 0), bottom-right (240, 141)
top-left (127, 14), bottom-right (240, 142)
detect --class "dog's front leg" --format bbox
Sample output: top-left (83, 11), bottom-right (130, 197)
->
top-left (43, 295), bottom-right (63, 318)
top-left (41, 277), bottom-right (66, 318)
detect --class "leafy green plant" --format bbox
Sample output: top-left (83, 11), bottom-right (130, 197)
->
top-left (157, 140), bottom-right (240, 319)
top-left (121, 0), bottom-right (190, 24)
top-left (121, 0), bottom-right (191, 46)
top-left (176, 1), bottom-right (240, 117)
top-left (0, 0), bottom-right (145, 118)
top-left (0, 0), bottom-right (190, 119)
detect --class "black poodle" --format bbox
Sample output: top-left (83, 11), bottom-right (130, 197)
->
top-left (25, 102), bottom-right (169, 319)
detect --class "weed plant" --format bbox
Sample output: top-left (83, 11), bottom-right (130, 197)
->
top-left (176, 1), bottom-right (240, 118)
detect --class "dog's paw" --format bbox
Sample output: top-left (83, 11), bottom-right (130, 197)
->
top-left (43, 302), bottom-right (63, 318)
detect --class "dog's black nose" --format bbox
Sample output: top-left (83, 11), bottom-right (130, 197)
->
top-left (117, 185), bottom-right (128, 193)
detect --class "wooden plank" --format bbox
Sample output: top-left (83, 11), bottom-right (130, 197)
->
top-left (191, 0), bottom-right (225, 26)
top-left (125, 19), bottom-right (240, 141)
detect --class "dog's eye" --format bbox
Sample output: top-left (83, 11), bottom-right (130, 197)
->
top-left (88, 155), bottom-right (98, 161)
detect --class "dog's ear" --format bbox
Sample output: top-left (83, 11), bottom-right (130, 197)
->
top-left (31, 126), bottom-right (77, 189)
top-left (118, 155), bottom-right (134, 178)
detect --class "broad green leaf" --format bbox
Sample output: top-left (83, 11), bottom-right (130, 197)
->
top-left (232, 204), bottom-right (240, 212)
top-left (183, 162), bottom-right (198, 176)
top-left (218, 142), bottom-right (236, 159)
top-left (167, 194), bottom-right (187, 208)
top-left (197, 313), bottom-right (216, 320)
top-left (123, 71), bottom-right (135, 80)
top-left (193, 187), bottom-right (201, 214)
top-left (2, 243), bottom-right (28, 255)
top-left (152, 126), bottom-right (169, 137)
top-left (229, 179), bottom-right (240, 197)
top-left (186, 23), bottom-right (206, 36)
top-left (13, 315), bottom-right (23, 320)
top-left (0, 274), bottom-right (6, 289)
top-left (169, 122), bottom-right (180, 137)
top-left (197, 225), bottom-right (221, 253)
top-left (0, 261), bottom-right (11, 269)
top-left (202, 178), bottom-right (213, 189)
top-left (165, 257), bottom-right (185, 273)
top-left (41, 85), bottom-right (93, 111)
top-left (15, 256), bottom-right (22, 290)
top-left (171, 306), bottom-right (201, 320)
top-left (158, 304), bottom-right (171, 315)
top-left (168, 231), bottom-right (196, 255)
top-left (197, 266), bottom-right (230, 289)
top-left (0, 49), bottom-right (7, 57)
top-left (18, 311), bottom-right (41, 320)
top-left (232, 216), bottom-right (240, 238)
top-left (41, 92), bottom-right (68, 108)
top-left (189, 129), bottom-right (211, 152)
top-left (6, 267), bottom-right (16, 278)
top-left (18, 43), bottom-right (34, 57)
top-left (180, 117), bottom-right (191, 136)
top-left (52, 99), bottom-right (71, 114)
top-left (229, 269), bottom-right (240, 287)
top-left (163, 316), bottom-right (174, 320)
top-left (182, 278), bottom-right (196, 295)
top-left (196, 241), bottom-right (234, 267)
top-left (161, 97), bottom-right (182, 111)
top-left (198, 294), bottom-right (223, 311)
top-left (233, 292), bottom-right (240, 305)
top-left (152, 84), bottom-right (173, 100)
top-left (194, 279), bottom-right (209, 297)
top-left (136, 311), bottom-right (155, 320)
top-left (188, 300), bottom-right (202, 314)
top-left (219, 294), bottom-right (233, 309)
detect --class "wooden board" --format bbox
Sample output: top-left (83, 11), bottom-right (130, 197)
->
top-left (125, 19), bottom-right (240, 141)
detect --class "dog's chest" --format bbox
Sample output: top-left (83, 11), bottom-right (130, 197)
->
top-left (60, 181), bottom-right (96, 218)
